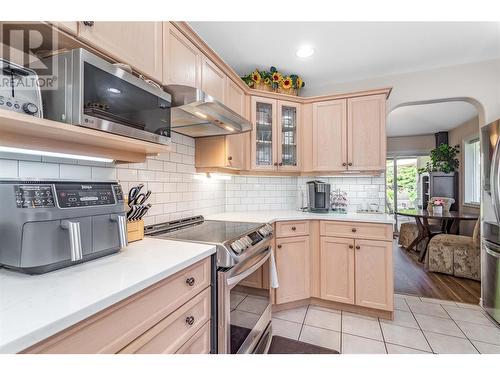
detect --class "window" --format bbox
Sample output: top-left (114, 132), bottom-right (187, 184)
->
top-left (464, 137), bottom-right (480, 205)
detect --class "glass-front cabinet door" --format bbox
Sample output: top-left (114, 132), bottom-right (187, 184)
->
top-left (277, 101), bottom-right (300, 171)
top-left (251, 96), bottom-right (277, 170)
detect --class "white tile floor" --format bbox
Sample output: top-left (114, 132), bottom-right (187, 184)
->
top-left (271, 294), bottom-right (500, 354)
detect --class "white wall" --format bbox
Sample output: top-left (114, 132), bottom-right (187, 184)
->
top-left (225, 175), bottom-right (386, 213)
top-left (310, 59), bottom-right (500, 125)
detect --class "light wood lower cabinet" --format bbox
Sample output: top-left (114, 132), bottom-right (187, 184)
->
top-left (120, 288), bottom-right (211, 354)
top-left (275, 235), bottom-right (310, 304)
top-left (320, 236), bottom-right (355, 304)
top-left (24, 258), bottom-right (212, 354)
top-left (176, 321), bottom-right (211, 354)
top-left (274, 220), bottom-right (394, 314)
top-left (320, 236), bottom-right (393, 311)
top-left (354, 239), bottom-right (393, 311)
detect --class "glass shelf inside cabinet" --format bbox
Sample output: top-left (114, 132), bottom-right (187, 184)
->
top-left (281, 105), bottom-right (297, 167)
top-left (256, 102), bottom-right (273, 166)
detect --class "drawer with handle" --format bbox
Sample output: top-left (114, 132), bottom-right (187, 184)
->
top-left (24, 257), bottom-right (210, 353)
top-left (275, 221), bottom-right (310, 238)
top-left (176, 321), bottom-right (211, 354)
top-left (119, 288), bottom-right (211, 354)
top-left (320, 221), bottom-right (392, 241)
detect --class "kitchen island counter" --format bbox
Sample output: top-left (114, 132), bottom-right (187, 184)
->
top-left (206, 210), bottom-right (394, 225)
top-left (0, 238), bottom-right (215, 353)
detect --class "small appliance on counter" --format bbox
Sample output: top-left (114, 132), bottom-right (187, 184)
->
top-left (39, 48), bottom-right (171, 145)
top-left (307, 180), bottom-right (331, 212)
top-left (0, 179), bottom-right (127, 274)
top-left (0, 58), bottom-right (43, 118)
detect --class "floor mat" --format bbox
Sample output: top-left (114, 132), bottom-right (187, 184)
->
top-left (268, 335), bottom-right (339, 354)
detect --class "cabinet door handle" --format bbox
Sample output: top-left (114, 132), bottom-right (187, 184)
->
top-left (186, 277), bottom-right (195, 287)
top-left (273, 162), bottom-right (278, 166)
top-left (348, 244), bottom-right (354, 249)
top-left (291, 226), bottom-right (296, 231)
top-left (227, 156), bottom-right (233, 161)
top-left (185, 316), bottom-right (195, 326)
top-left (342, 162), bottom-right (347, 166)
top-left (277, 244), bottom-right (282, 249)
top-left (351, 228), bottom-right (357, 233)
top-left (355, 245), bottom-right (361, 250)
top-left (278, 162), bottom-right (283, 166)
top-left (348, 162), bottom-right (353, 166)
top-left (82, 21), bottom-right (95, 26)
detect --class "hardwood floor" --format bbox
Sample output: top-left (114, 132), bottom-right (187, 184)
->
top-left (393, 241), bottom-right (481, 304)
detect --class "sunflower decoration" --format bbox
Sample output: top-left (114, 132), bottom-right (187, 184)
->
top-left (251, 70), bottom-right (261, 84)
top-left (281, 76), bottom-right (293, 90)
top-left (240, 66), bottom-right (305, 95)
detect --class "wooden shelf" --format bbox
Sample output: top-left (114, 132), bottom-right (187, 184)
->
top-left (0, 109), bottom-right (170, 163)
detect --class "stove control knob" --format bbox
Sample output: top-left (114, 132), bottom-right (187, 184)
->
top-left (258, 227), bottom-right (267, 236)
top-left (242, 236), bottom-right (252, 247)
top-left (22, 102), bottom-right (39, 116)
top-left (231, 240), bottom-right (244, 254)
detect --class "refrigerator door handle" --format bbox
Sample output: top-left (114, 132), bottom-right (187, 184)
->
top-left (490, 135), bottom-right (500, 223)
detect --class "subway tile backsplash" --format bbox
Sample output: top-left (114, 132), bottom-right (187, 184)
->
top-left (0, 132), bottom-right (386, 222)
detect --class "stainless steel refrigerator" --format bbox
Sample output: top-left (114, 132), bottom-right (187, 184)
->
top-left (481, 119), bottom-right (500, 324)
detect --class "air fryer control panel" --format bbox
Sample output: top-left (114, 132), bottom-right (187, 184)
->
top-left (55, 183), bottom-right (117, 208)
top-left (14, 183), bottom-right (124, 208)
top-left (15, 185), bottom-right (55, 208)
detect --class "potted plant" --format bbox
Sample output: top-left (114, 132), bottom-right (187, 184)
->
top-left (418, 144), bottom-right (460, 174)
top-left (432, 198), bottom-right (445, 215)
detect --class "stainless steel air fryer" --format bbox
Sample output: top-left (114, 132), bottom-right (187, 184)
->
top-left (0, 180), bottom-right (128, 274)
top-left (307, 180), bottom-right (331, 212)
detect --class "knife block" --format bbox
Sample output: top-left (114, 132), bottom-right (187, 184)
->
top-left (127, 220), bottom-right (144, 243)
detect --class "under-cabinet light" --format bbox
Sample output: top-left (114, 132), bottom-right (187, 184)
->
top-left (224, 125), bottom-right (235, 132)
top-left (193, 173), bottom-right (231, 181)
top-left (107, 87), bottom-right (121, 94)
top-left (0, 146), bottom-right (114, 163)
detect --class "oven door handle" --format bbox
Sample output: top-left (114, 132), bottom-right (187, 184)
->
top-left (226, 248), bottom-right (271, 287)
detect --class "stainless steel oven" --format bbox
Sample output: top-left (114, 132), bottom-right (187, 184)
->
top-left (145, 216), bottom-right (274, 354)
top-left (218, 243), bottom-right (272, 354)
top-left (40, 48), bottom-right (171, 145)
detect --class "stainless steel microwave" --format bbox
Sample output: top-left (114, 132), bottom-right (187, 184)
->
top-left (40, 48), bottom-right (171, 145)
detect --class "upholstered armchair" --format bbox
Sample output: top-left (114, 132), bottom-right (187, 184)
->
top-left (425, 219), bottom-right (480, 281)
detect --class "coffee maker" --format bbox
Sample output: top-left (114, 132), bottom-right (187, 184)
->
top-left (307, 180), bottom-right (331, 212)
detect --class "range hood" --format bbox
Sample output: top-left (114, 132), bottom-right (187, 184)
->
top-left (165, 84), bottom-right (252, 138)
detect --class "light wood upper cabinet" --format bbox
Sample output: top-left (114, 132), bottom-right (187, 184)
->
top-left (201, 57), bottom-right (226, 102)
top-left (320, 236), bottom-right (355, 304)
top-left (163, 22), bottom-right (201, 87)
top-left (311, 99), bottom-right (347, 171)
top-left (78, 22), bottom-right (163, 82)
top-left (251, 96), bottom-right (278, 171)
top-left (355, 239), bottom-right (393, 311)
top-left (275, 235), bottom-right (310, 304)
top-left (51, 22), bottom-right (78, 35)
top-left (194, 78), bottom-right (247, 171)
top-left (224, 79), bottom-right (247, 170)
top-left (250, 96), bottom-right (300, 172)
top-left (347, 94), bottom-right (386, 171)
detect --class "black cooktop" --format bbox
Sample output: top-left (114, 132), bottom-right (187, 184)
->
top-left (149, 220), bottom-right (263, 244)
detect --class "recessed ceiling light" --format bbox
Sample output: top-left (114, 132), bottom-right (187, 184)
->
top-left (296, 46), bottom-right (314, 58)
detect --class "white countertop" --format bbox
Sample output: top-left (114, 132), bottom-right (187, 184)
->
top-left (206, 210), bottom-right (394, 224)
top-left (0, 238), bottom-right (215, 353)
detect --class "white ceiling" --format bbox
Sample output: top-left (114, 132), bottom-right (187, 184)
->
top-left (387, 101), bottom-right (478, 137)
top-left (189, 22), bottom-right (500, 95)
